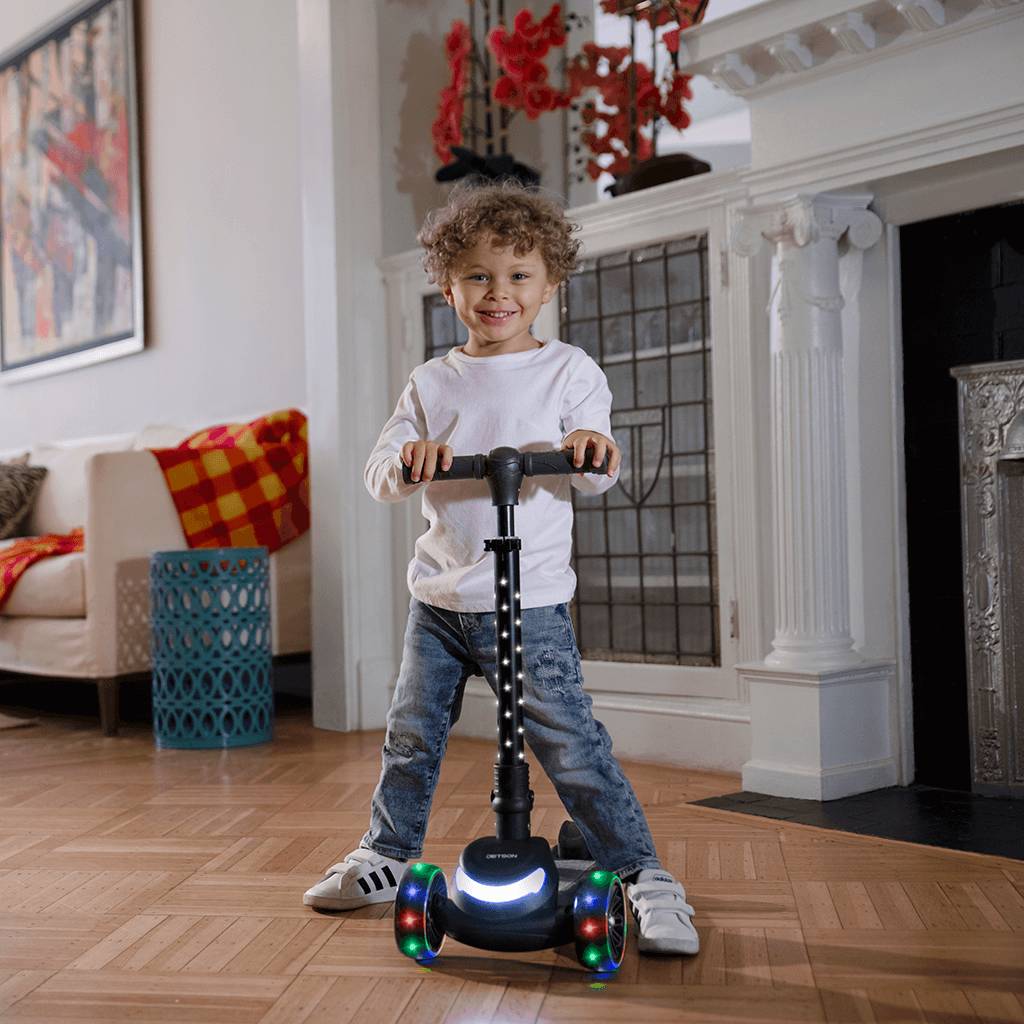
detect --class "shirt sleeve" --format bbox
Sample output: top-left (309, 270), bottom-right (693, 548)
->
top-left (364, 373), bottom-right (425, 503)
top-left (559, 349), bottom-right (620, 496)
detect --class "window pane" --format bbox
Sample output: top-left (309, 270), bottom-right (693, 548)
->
top-left (635, 309), bottom-right (667, 355)
top-left (606, 509), bottom-right (638, 555)
top-left (668, 251), bottom-right (702, 304)
top-left (674, 505), bottom-right (709, 554)
top-left (574, 510), bottom-right (606, 556)
top-left (578, 603), bottom-right (610, 651)
top-left (633, 255), bottom-right (665, 310)
top-left (576, 557), bottom-right (608, 603)
top-left (568, 270), bottom-right (599, 320)
top-left (671, 351), bottom-right (704, 403)
top-left (600, 264), bottom-right (631, 316)
top-left (424, 294), bottom-right (468, 360)
top-left (603, 313), bottom-right (632, 359)
top-left (671, 404), bottom-right (705, 453)
top-left (679, 605), bottom-right (714, 657)
top-left (636, 356), bottom-right (669, 408)
top-left (673, 455), bottom-right (708, 502)
top-left (605, 362), bottom-right (635, 411)
top-left (609, 557), bottom-right (640, 602)
top-left (569, 319), bottom-right (600, 361)
top-left (640, 507), bottom-right (672, 554)
top-left (669, 303), bottom-right (703, 348)
top-left (612, 603), bottom-right (643, 649)
top-left (642, 556), bottom-right (675, 603)
top-left (644, 605), bottom-right (677, 653)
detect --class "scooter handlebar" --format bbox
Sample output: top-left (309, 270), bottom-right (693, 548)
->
top-left (401, 447), bottom-right (609, 484)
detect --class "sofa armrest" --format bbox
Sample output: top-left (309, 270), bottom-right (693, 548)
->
top-left (84, 450), bottom-right (188, 676)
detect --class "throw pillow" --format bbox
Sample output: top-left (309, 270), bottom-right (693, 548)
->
top-left (0, 464), bottom-right (48, 540)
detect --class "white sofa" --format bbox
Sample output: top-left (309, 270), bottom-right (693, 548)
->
top-left (0, 424), bottom-right (311, 735)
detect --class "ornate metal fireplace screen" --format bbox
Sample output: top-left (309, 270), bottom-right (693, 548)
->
top-left (951, 360), bottom-right (1024, 797)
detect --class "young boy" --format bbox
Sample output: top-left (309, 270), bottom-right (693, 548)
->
top-left (303, 181), bottom-right (698, 956)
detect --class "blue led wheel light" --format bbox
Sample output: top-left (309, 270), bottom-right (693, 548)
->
top-left (573, 870), bottom-right (626, 973)
top-left (394, 863), bottom-right (447, 962)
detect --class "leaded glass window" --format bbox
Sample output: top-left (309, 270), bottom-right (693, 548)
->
top-left (561, 236), bottom-right (719, 666)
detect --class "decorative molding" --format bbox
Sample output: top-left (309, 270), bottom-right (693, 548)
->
top-left (825, 12), bottom-right (877, 53)
top-left (707, 52), bottom-right (757, 93)
top-left (730, 194), bottom-right (883, 258)
top-left (678, 0), bottom-right (1022, 97)
top-left (891, 0), bottom-right (945, 32)
top-left (767, 32), bottom-right (814, 73)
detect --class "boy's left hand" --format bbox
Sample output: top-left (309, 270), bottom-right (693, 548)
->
top-left (562, 430), bottom-right (621, 477)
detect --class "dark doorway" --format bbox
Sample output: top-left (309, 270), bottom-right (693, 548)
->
top-left (900, 201), bottom-right (1024, 790)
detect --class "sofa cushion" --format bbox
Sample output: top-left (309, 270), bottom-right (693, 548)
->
top-left (0, 540), bottom-right (85, 618)
top-left (28, 440), bottom-right (132, 535)
top-left (0, 464), bottom-right (48, 540)
top-left (132, 424), bottom-right (190, 449)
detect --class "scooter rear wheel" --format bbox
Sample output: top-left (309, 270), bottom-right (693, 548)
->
top-left (573, 870), bottom-right (627, 972)
top-left (394, 862), bottom-right (447, 962)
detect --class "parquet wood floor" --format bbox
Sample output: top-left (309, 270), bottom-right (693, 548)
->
top-left (1, 707), bottom-right (1022, 1023)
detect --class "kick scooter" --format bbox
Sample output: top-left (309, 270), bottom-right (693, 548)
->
top-left (393, 446), bottom-right (627, 973)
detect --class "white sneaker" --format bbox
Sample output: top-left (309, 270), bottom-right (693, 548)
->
top-left (302, 849), bottom-right (406, 910)
top-left (627, 869), bottom-right (699, 955)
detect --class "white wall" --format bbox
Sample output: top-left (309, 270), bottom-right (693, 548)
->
top-left (0, 0), bottom-right (307, 450)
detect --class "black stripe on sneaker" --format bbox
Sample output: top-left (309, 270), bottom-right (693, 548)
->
top-left (369, 870), bottom-right (384, 891)
top-left (382, 865), bottom-right (397, 887)
top-left (357, 877), bottom-right (371, 895)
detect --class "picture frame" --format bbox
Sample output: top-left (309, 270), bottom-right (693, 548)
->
top-left (0, 0), bottom-right (143, 384)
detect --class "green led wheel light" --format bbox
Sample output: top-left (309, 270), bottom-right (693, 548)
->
top-left (573, 872), bottom-right (626, 973)
top-left (394, 863), bottom-right (447, 963)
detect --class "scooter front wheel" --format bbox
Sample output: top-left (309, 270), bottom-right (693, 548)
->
top-left (573, 870), bottom-right (627, 972)
top-left (394, 862), bottom-right (447, 962)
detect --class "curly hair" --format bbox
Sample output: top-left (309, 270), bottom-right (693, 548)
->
top-left (418, 180), bottom-right (580, 288)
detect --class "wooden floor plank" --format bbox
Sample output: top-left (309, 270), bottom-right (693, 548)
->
top-left (1, 711), bottom-right (1021, 1024)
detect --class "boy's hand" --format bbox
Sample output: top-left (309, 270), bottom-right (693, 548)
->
top-left (562, 430), bottom-right (620, 477)
top-left (402, 440), bottom-right (454, 483)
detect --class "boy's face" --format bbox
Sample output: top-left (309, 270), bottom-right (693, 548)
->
top-left (443, 237), bottom-right (559, 357)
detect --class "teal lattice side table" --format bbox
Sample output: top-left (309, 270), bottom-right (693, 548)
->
top-left (150, 547), bottom-right (274, 749)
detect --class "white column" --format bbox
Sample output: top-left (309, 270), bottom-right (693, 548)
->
top-left (732, 193), bottom-right (897, 800)
top-left (733, 193), bottom-right (882, 671)
top-left (298, 0), bottom-right (396, 732)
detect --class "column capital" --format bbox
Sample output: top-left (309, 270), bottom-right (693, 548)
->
top-left (732, 192), bottom-right (882, 257)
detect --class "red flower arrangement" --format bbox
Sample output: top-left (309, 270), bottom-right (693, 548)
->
top-left (488, 7), bottom-right (571, 122)
top-left (432, 20), bottom-right (473, 165)
top-left (430, 1), bottom-right (708, 186)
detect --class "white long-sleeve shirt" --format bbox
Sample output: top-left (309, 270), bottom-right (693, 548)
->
top-left (365, 339), bottom-right (619, 612)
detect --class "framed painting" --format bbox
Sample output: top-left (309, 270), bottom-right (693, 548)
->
top-left (0, 0), bottom-right (143, 384)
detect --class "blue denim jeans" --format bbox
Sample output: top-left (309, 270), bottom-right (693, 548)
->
top-left (362, 599), bottom-right (661, 879)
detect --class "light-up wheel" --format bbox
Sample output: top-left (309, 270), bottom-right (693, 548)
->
top-left (394, 862), bottom-right (447, 962)
top-left (573, 870), bottom-right (626, 972)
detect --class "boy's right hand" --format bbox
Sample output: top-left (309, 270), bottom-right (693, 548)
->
top-left (401, 440), bottom-right (454, 483)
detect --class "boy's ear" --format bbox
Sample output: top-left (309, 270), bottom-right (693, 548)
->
top-left (542, 277), bottom-right (560, 304)
top-left (442, 286), bottom-right (455, 306)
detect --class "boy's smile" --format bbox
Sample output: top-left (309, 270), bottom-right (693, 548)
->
top-left (443, 238), bottom-right (559, 357)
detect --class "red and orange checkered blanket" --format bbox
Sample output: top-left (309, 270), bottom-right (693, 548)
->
top-left (150, 409), bottom-right (309, 554)
top-left (0, 528), bottom-right (84, 615)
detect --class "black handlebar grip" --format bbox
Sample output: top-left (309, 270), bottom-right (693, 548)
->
top-left (523, 448), bottom-right (610, 477)
top-left (401, 452), bottom-right (485, 485)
